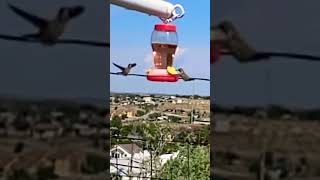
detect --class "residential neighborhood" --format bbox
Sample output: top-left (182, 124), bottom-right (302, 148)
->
top-left (110, 92), bottom-right (210, 179)
top-left (212, 105), bottom-right (320, 180)
top-left (110, 93), bottom-right (210, 124)
top-left (0, 97), bottom-right (108, 180)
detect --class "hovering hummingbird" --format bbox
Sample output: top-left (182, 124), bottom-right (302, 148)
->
top-left (177, 68), bottom-right (209, 81)
top-left (112, 62), bottom-right (137, 76)
top-left (8, 2), bottom-right (85, 45)
top-left (213, 20), bottom-right (320, 62)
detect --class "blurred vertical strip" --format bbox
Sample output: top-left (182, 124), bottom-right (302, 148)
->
top-left (210, 0), bottom-right (214, 179)
top-left (106, 0), bottom-right (111, 180)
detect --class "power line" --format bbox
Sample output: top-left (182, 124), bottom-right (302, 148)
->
top-left (111, 135), bottom-right (209, 146)
top-left (0, 34), bottom-right (109, 47)
top-left (110, 72), bottom-right (210, 82)
top-left (221, 51), bottom-right (320, 62)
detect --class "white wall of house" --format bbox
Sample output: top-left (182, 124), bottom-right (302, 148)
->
top-left (110, 146), bottom-right (131, 159)
top-left (143, 97), bottom-right (152, 103)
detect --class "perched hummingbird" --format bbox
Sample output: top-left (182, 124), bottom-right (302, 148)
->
top-left (8, 2), bottom-right (85, 45)
top-left (112, 62), bottom-right (137, 76)
top-left (213, 20), bottom-right (257, 62)
top-left (177, 68), bottom-right (192, 81)
top-left (213, 20), bottom-right (320, 62)
top-left (177, 68), bottom-right (209, 81)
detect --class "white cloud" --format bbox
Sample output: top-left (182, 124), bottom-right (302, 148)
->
top-left (175, 47), bottom-right (187, 60)
top-left (143, 52), bottom-right (153, 63)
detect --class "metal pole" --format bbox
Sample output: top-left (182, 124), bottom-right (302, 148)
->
top-left (110, 0), bottom-right (184, 21)
top-left (130, 143), bottom-right (133, 178)
top-left (150, 150), bottom-right (153, 178)
top-left (187, 143), bottom-right (190, 180)
top-left (116, 137), bottom-right (119, 177)
top-left (259, 137), bottom-right (267, 180)
top-left (191, 81), bottom-right (195, 124)
top-left (264, 62), bottom-right (272, 112)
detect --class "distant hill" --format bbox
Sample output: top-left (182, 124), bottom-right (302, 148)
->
top-left (111, 91), bottom-right (210, 98)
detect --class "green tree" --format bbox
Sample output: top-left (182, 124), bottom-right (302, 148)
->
top-left (136, 110), bottom-right (145, 117)
top-left (148, 113), bottom-right (161, 120)
top-left (168, 116), bottom-right (180, 123)
top-left (111, 115), bottom-right (122, 130)
top-left (193, 126), bottom-right (209, 144)
top-left (114, 99), bottom-right (119, 103)
top-left (13, 142), bottom-right (25, 154)
top-left (12, 118), bottom-right (30, 131)
top-left (141, 123), bottom-right (175, 176)
top-left (36, 166), bottom-right (58, 180)
top-left (82, 152), bottom-right (107, 174)
top-left (121, 114), bottom-right (127, 120)
top-left (161, 145), bottom-right (210, 180)
top-left (7, 169), bottom-right (33, 180)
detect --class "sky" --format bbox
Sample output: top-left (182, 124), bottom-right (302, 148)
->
top-left (110, 0), bottom-right (210, 96)
top-left (0, 0), bottom-right (108, 99)
top-left (213, 0), bottom-right (320, 109)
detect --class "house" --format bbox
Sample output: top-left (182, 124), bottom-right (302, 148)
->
top-left (7, 127), bottom-right (31, 138)
top-left (79, 112), bottom-right (89, 120)
top-left (110, 158), bottom-right (148, 179)
top-left (126, 111), bottom-right (135, 118)
top-left (0, 126), bottom-right (7, 137)
top-left (110, 145), bottom-right (179, 179)
top-left (0, 112), bottom-right (16, 123)
top-left (159, 152), bottom-right (179, 166)
top-left (157, 116), bottom-right (168, 121)
top-left (4, 150), bottom-right (48, 177)
top-left (143, 96), bottom-right (152, 103)
top-left (110, 144), bottom-right (143, 159)
top-left (0, 152), bottom-right (15, 176)
top-left (72, 123), bottom-right (97, 137)
top-left (50, 111), bottom-right (64, 118)
top-left (32, 123), bottom-right (62, 140)
top-left (111, 106), bottom-right (137, 119)
top-left (176, 99), bottom-right (183, 104)
top-left (47, 148), bottom-right (85, 177)
top-left (214, 117), bottom-right (230, 133)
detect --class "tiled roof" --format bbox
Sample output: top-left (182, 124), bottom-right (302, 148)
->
top-left (116, 144), bottom-right (142, 155)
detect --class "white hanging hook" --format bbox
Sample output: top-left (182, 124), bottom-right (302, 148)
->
top-left (160, 3), bottom-right (185, 23)
top-left (172, 4), bottom-right (185, 19)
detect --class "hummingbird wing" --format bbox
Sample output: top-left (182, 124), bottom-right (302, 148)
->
top-left (129, 63), bottom-right (137, 68)
top-left (69, 6), bottom-right (85, 19)
top-left (8, 3), bottom-right (47, 28)
top-left (112, 62), bottom-right (125, 71)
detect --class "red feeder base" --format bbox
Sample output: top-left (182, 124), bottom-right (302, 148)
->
top-left (146, 69), bottom-right (179, 82)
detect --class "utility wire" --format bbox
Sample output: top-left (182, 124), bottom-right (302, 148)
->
top-left (0, 34), bottom-right (109, 47)
top-left (111, 135), bottom-right (209, 146)
top-left (110, 72), bottom-right (210, 82)
top-left (110, 72), bottom-right (146, 77)
top-left (221, 51), bottom-right (320, 62)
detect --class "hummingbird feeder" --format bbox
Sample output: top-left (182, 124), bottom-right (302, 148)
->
top-left (146, 23), bottom-right (179, 82)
